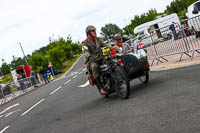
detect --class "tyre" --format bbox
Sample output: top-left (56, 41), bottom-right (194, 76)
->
top-left (138, 71), bottom-right (149, 84)
top-left (114, 66), bottom-right (130, 99)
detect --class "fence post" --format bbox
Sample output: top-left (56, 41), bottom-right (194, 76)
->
top-left (175, 22), bottom-right (190, 53)
top-left (149, 32), bottom-right (158, 57)
top-left (149, 31), bottom-right (164, 65)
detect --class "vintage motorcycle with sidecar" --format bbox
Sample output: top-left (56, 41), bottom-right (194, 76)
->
top-left (84, 46), bottom-right (150, 99)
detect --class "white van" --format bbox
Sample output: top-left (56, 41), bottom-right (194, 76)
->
top-left (186, 0), bottom-right (200, 37)
top-left (133, 13), bottom-right (181, 46)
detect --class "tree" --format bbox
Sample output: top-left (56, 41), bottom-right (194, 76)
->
top-left (71, 43), bottom-right (82, 55)
top-left (0, 62), bottom-right (10, 75)
top-left (101, 23), bottom-right (122, 40)
top-left (29, 51), bottom-right (48, 73)
top-left (164, 0), bottom-right (199, 19)
top-left (27, 36), bottom-right (81, 72)
top-left (10, 56), bottom-right (25, 70)
top-left (47, 47), bottom-right (66, 69)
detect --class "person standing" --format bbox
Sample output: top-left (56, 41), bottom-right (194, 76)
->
top-left (169, 24), bottom-right (178, 40)
top-left (39, 68), bottom-right (49, 83)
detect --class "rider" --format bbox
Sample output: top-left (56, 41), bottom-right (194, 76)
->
top-left (112, 33), bottom-right (132, 55)
top-left (82, 25), bottom-right (108, 94)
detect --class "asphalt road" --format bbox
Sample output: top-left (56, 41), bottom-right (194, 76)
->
top-left (0, 56), bottom-right (200, 133)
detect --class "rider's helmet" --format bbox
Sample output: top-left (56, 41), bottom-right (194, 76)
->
top-left (86, 25), bottom-right (96, 35)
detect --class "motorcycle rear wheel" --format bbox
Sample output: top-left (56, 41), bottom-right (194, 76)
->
top-left (114, 66), bottom-right (130, 99)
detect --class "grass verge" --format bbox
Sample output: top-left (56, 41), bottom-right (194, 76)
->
top-left (0, 73), bottom-right (13, 84)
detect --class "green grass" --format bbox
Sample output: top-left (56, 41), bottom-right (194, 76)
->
top-left (0, 73), bottom-right (13, 84)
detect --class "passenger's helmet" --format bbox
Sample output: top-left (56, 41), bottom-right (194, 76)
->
top-left (114, 33), bottom-right (122, 40)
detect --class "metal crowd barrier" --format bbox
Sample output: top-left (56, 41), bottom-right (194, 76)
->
top-left (151, 23), bottom-right (191, 64)
top-left (183, 15), bottom-right (200, 60)
top-left (0, 76), bottom-right (40, 104)
top-left (16, 76), bottom-right (39, 91)
top-left (132, 18), bottom-right (200, 66)
top-left (130, 33), bottom-right (170, 65)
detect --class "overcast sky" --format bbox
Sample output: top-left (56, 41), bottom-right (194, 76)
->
top-left (0, 0), bottom-right (173, 65)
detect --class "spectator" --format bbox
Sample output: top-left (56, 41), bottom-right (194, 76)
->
top-left (169, 24), bottom-right (178, 40)
top-left (39, 68), bottom-right (49, 83)
top-left (30, 71), bottom-right (37, 85)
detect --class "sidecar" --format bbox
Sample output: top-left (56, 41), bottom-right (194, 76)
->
top-left (121, 49), bottom-right (150, 83)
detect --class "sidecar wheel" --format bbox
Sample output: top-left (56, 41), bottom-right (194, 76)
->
top-left (138, 71), bottom-right (149, 84)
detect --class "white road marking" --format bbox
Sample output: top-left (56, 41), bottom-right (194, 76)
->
top-left (50, 86), bottom-right (62, 95)
top-left (77, 68), bottom-right (82, 71)
top-left (0, 126), bottom-right (10, 133)
top-left (60, 76), bottom-right (65, 79)
top-left (21, 99), bottom-right (45, 116)
top-left (4, 109), bottom-right (21, 118)
top-left (82, 68), bottom-right (87, 71)
top-left (0, 115), bottom-right (3, 118)
top-left (79, 72), bottom-right (82, 74)
top-left (64, 80), bottom-right (71, 85)
top-left (73, 75), bottom-right (78, 79)
top-left (0, 103), bottom-right (20, 115)
top-left (78, 80), bottom-right (90, 88)
top-left (69, 72), bottom-right (79, 77)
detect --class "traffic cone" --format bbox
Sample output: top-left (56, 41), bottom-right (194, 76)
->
top-left (50, 75), bottom-right (54, 80)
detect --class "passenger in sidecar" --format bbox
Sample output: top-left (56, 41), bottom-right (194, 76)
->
top-left (111, 33), bottom-right (132, 55)
top-left (111, 33), bottom-right (150, 82)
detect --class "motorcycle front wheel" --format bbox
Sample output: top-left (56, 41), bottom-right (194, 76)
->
top-left (114, 66), bottom-right (130, 99)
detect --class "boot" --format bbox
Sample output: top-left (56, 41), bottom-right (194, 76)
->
top-left (95, 76), bottom-right (107, 94)
top-left (100, 88), bottom-right (107, 94)
top-left (88, 74), bottom-right (94, 86)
